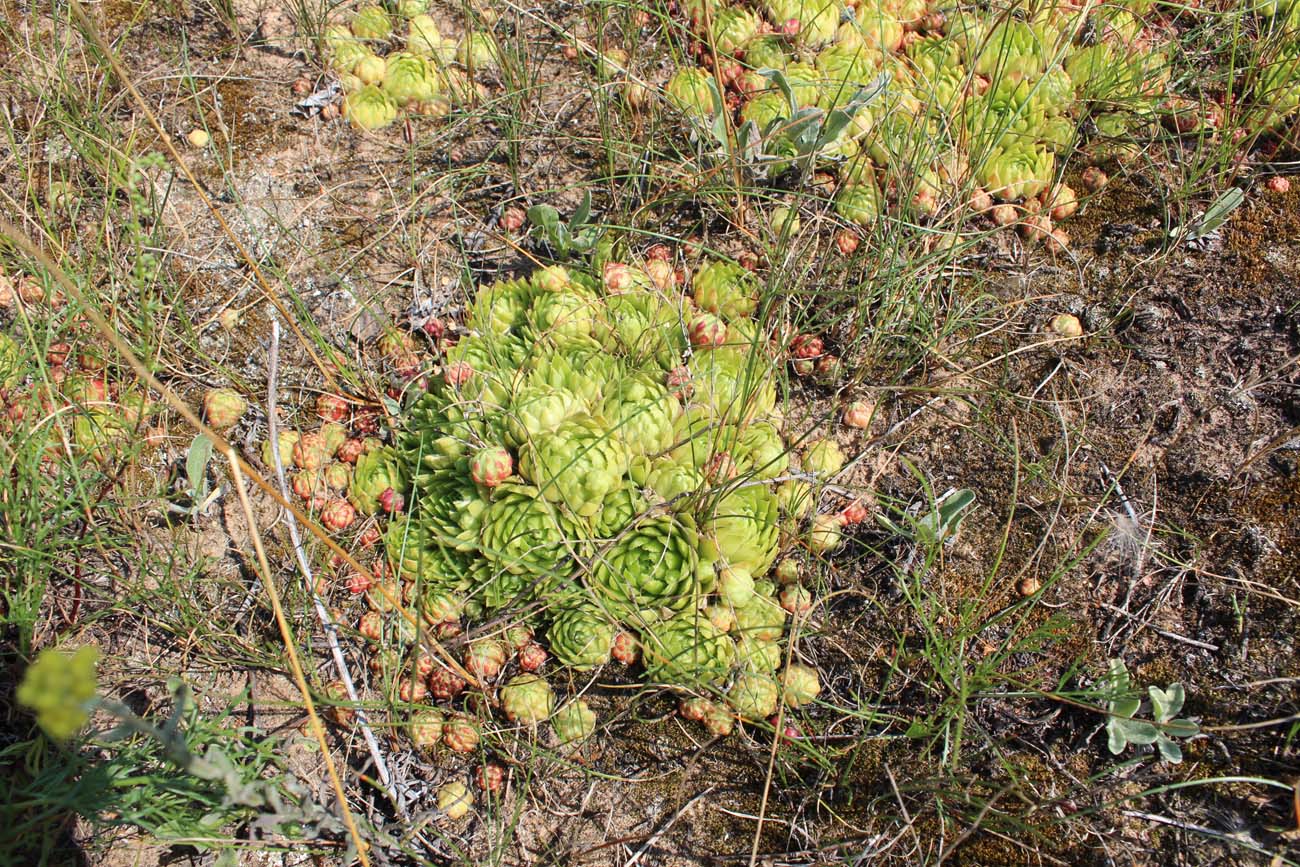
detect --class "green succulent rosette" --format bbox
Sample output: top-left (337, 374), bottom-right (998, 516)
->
top-left (547, 602), bottom-right (617, 669)
top-left (467, 277), bottom-right (535, 338)
top-left (351, 5), bottom-right (394, 40)
top-left (975, 142), bottom-right (1055, 201)
top-left (593, 485), bottom-right (648, 537)
top-left (735, 634), bottom-right (782, 673)
top-left (382, 51), bottom-right (440, 105)
top-left (500, 674), bottom-right (554, 724)
top-left (856, 3), bottom-right (903, 53)
top-left (528, 337), bottom-right (625, 407)
top-left (527, 286), bottom-right (601, 346)
top-left (734, 582), bottom-right (787, 641)
top-left (504, 383), bottom-right (584, 449)
top-left (477, 483), bottom-right (581, 576)
top-left (688, 349), bottom-right (776, 424)
top-left (709, 6), bottom-right (761, 55)
top-left (765, 0), bottom-right (841, 45)
top-left (692, 260), bottom-right (758, 320)
top-left (972, 19), bottom-right (1051, 79)
top-left (519, 414), bottom-right (631, 516)
top-left (667, 406), bottom-right (730, 469)
top-left (742, 36), bottom-right (790, 74)
top-left (458, 32), bottom-right (502, 69)
top-left (641, 613), bottom-right (736, 686)
top-left (701, 483), bottom-right (781, 577)
top-left (386, 514), bottom-right (472, 588)
top-left (412, 465), bottom-right (490, 551)
top-left (728, 673), bottom-right (779, 720)
top-left (552, 699), bottom-right (597, 744)
top-left (349, 446), bottom-right (406, 514)
top-left (598, 291), bottom-right (688, 368)
top-left (740, 93), bottom-right (789, 131)
top-left (344, 85), bottom-right (399, 130)
top-left (644, 458), bottom-right (707, 506)
top-left (732, 420), bottom-right (789, 480)
top-left (834, 180), bottom-right (883, 227)
top-left (589, 513), bottom-right (710, 620)
top-left (406, 14), bottom-right (444, 55)
top-left (330, 37), bottom-right (370, 74)
top-left (667, 67), bottom-right (718, 118)
top-left (1251, 46), bottom-right (1300, 129)
top-left (816, 43), bottom-right (880, 100)
top-left (601, 372), bottom-right (682, 456)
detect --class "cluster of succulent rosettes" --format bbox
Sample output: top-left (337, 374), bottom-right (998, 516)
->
top-left (0, 312), bottom-right (161, 462)
top-left (359, 253), bottom-right (850, 734)
top-left (256, 393), bottom-right (393, 536)
top-left (660, 0), bottom-right (1295, 249)
top-left (324, 2), bottom-right (501, 130)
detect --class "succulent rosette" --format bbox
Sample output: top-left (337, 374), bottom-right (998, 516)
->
top-left (855, 3), bottom-right (903, 53)
top-left (688, 349), bottom-right (777, 424)
top-left (735, 634), bottom-right (782, 673)
top-left (601, 372), bottom-right (682, 456)
top-left (593, 485), bottom-right (647, 537)
top-left (732, 421), bottom-right (789, 480)
top-left (552, 698), bottom-right (597, 745)
top-left (976, 143), bottom-right (1056, 201)
top-left (728, 674), bottom-right (780, 720)
top-left (351, 5), bottom-right (394, 40)
top-left (644, 458), bottom-right (707, 506)
top-left (599, 291), bottom-right (688, 368)
top-left (589, 513), bottom-right (710, 619)
top-left (972, 19), bottom-right (1050, 78)
top-left (382, 52), bottom-right (439, 105)
top-left (692, 260), bottom-right (758, 320)
top-left (344, 84), bottom-right (399, 130)
top-left (478, 483), bottom-right (580, 576)
top-left (527, 286), bottom-right (601, 346)
top-left (733, 582), bottom-right (788, 641)
top-left (641, 613), bottom-right (736, 686)
top-left (709, 6), bottom-right (761, 56)
top-left (744, 36), bottom-right (790, 72)
top-left (528, 337), bottom-right (626, 407)
top-left (834, 180), bottom-right (883, 227)
top-left (702, 483), bottom-right (781, 577)
top-left (816, 44), bottom-right (882, 106)
top-left (386, 514), bottom-right (472, 588)
top-left (330, 38), bottom-right (371, 75)
top-left (765, 0), bottom-right (842, 45)
top-left (349, 446), bottom-right (406, 514)
top-left (667, 67), bottom-right (718, 118)
top-left (782, 663), bottom-right (821, 708)
top-left (547, 602), bottom-right (617, 669)
top-left (412, 466), bottom-right (490, 551)
top-left (499, 674), bottom-right (555, 724)
top-left (504, 383), bottom-right (584, 449)
top-left (407, 14), bottom-right (455, 62)
top-left (740, 93), bottom-right (789, 132)
top-left (457, 32), bottom-right (502, 69)
top-left (519, 414), bottom-right (631, 516)
top-left (467, 277), bottom-right (535, 338)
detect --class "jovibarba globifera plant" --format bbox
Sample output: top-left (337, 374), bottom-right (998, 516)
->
top-left (373, 240), bottom-right (832, 734)
top-left (327, 3), bottom-right (495, 130)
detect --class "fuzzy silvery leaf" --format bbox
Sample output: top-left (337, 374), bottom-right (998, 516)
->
top-left (1148, 683), bottom-right (1184, 722)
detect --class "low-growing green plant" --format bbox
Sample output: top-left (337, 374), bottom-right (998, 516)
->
top-left (1100, 658), bottom-right (1200, 764)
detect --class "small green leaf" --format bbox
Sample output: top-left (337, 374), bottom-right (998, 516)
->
top-left (569, 190), bottom-right (592, 232)
top-left (1116, 718), bottom-right (1160, 745)
top-left (186, 434), bottom-right (214, 495)
top-left (760, 68), bottom-right (797, 113)
top-left (1155, 734), bottom-right (1184, 763)
top-left (1163, 718), bottom-right (1199, 738)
